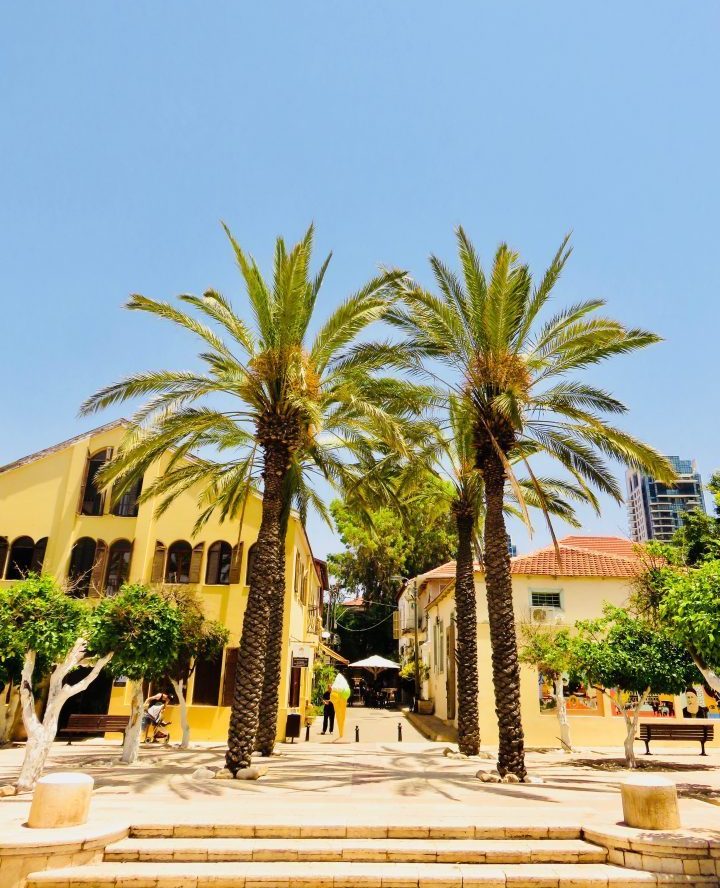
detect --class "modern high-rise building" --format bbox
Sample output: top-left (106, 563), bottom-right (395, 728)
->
top-left (626, 456), bottom-right (705, 542)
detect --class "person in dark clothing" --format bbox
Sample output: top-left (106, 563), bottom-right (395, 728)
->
top-left (321, 685), bottom-right (335, 734)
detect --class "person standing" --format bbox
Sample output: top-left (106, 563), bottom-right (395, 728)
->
top-left (321, 684), bottom-right (335, 734)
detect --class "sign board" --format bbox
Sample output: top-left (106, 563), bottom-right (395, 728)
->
top-left (291, 643), bottom-right (311, 669)
top-left (292, 657), bottom-right (310, 668)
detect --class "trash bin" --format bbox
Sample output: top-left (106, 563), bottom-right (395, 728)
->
top-left (285, 713), bottom-right (302, 742)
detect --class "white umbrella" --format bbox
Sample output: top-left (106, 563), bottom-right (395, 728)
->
top-left (349, 654), bottom-right (401, 679)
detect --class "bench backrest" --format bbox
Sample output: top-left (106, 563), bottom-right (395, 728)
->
top-left (66, 714), bottom-right (130, 730)
top-left (639, 722), bottom-right (714, 739)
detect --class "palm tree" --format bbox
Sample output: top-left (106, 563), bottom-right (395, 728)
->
top-left (390, 229), bottom-right (674, 778)
top-left (80, 225), bottom-right (422, 772)
top-left (390, 399), bottom-right (592, 757)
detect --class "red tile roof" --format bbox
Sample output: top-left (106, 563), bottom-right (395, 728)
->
top-left (510, 543), bottom-right (640, 578)
top-left (416, 536), bottom-right (643, 583)
top-left (341, 596), bottom-right (366, 608)
top-left (557, 535), bottom-right (639, 559)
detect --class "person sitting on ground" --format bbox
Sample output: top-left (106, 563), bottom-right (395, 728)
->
top-left (142, 692), bottom-right (171, 742)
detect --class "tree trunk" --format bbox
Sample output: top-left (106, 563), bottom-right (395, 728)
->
top-left (17, 644), bottom-right (112, 792)
top-left (171, 679), bottom-right (190, 749)
top-left (454, 507), bottom-right (480, 756)
top-left (226, 439), bottom-right (290, 774)
top-left (689, 649), bottom-right (720, 696)
top-left (254, 581), bottom-right (285, 756)
top-left (120, 682), bottom-right (145, 765)
top-left (612, 688), bottom-right (649, 769)
top-left (0, 682), bottom-right (20, 744)
top-left (481, 451), bottom-right (527, 780)
top-left (554, 676), bottom-right (571, 752)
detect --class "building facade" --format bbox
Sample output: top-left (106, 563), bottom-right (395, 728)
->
top-left (401, 535), bottom-right (719, 749)
top-left (627, 456), bottom-right (705, 542)
top-left (0, 420), bottom-right (327, 742)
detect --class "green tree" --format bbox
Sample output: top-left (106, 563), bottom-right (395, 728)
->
top-left (390, 228), bottom-right (673, 778)
top-left (519, 625), bottom-right (576, 752)
top-left (573, 605), bottom-right (698, 767)
top-left (328, 478), bottom-right (456, 608)
top-left (81, 225), bottom-right (418, 773)
top-left (311, 661), bottom-right (337, 707)
top-left (93, 583), bottom-right (182, 764)
top-left (657, 560), bottom-right (720, 696)
top-left (0, 575), bottom-right (114, 793)
top-left (159, 586), bottom-right (229, 749)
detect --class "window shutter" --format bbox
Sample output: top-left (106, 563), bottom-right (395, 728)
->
top-left (98, 447), bottom-right (113, 515)
top-left (150, 542), bottom-right (166, 583)
top-left (77, 451), bottom-right (92, 514)
top-left (221, 647), bottom-right (239, 707)
top-left (31, 538), bottom-right (48, 574)
top-left (228, 543), bottom-right (243, 585)
top-left (189, 543), bottom-right (205, 584)
top-left (90, 539), bottom-right (108, 596)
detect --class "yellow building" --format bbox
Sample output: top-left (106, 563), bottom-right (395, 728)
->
top-left (0, 420), bottom-right (327, 742)
top-left (401, 536), bottom-right (720, 748)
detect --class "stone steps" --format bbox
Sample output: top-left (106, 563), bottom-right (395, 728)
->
top-left (26, 859), bottom-right (718, 886)
top-left (104, 837), bottom-right (608, 864)
top-left (128, 824), bottom-right (582, 840)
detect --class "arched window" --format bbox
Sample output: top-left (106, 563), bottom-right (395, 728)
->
top-left (31, 537), bottom-right (48, 574)
top-left (245, 543), bottom-right (257, 586)
top-left (105, 539), bottom-right (132, 595)
top-left (165, 541), bottom-right (192, 584)
top-left (79, 450), bottom-right (111, 516)
top-left (6, 536), bottom-right (34, 580)
top-left (205, 541), bottom-right (232, 585)
top-left (68, 537), bottom-right (97, 596)
top-left (112, 476), bottom-right (143, 518)
top-left (0, 537), bottom-right (8, 577)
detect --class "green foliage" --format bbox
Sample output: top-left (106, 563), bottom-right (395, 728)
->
top-left (327, 480), bottom-right (456, 606)
top-left (572, 605), bottom-right (698, 698)
top-left (672, 508), bottom-right (720, 565)
top-left (519, 625), bottom-right (575, 680)
top-left (658, 561), bottom-right (720, 670)
top-left (157, 587), bottom-right (229, 683)
top-left (399, 659), bottom-right (429, 682)
top-left (311, 660), bottom-right (337, 706)
top-left (0, 574), bottom-right (89, 667)
top-left (92, 583), bottom-right (183, 682)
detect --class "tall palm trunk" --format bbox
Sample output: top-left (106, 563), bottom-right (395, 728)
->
top-left (254, 508), bottom-right (290, 757)
top-left (453, 506), bottom-right (480, 756)
top-left (481, 452), bottom-right (526, 780)
top-left (226, 438), bottom-right (290, 774)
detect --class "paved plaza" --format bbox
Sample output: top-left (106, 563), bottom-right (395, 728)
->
top-left (1, 707), bottom-right (718, 833)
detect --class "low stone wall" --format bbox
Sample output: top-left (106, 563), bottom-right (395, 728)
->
top-left (584, 823), bottom-right (720, 881)
top-left (0, 824), bottom-right (127, 888)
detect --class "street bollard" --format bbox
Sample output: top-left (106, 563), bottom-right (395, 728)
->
top-left (305, 723), bottom-right (310, 742)
top-left (355, 725), bottom-right (360, 742)
top-left (398, 722), bottom-right (403, 742)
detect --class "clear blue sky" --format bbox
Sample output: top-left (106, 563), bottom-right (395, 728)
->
top-left (1, 2), bottom-right (718, 559)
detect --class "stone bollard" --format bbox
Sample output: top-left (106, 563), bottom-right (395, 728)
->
top-left (28, 772), bottom-right (94, 829)
top-left (621, 774), bottom-right (680, 830)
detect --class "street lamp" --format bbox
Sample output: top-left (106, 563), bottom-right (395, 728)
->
top-left (392, 575), bottom-right (420, 711)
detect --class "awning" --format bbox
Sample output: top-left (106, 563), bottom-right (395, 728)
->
top-left (348, 654), bottom-right (400, 678)
top-left (318, 642), bottom-right (349, 665)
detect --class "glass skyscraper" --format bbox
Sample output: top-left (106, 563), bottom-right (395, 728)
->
top-left (626, 456), bottom-right (705, 542)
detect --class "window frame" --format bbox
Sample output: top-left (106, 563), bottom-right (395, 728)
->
top-left (529, 588), bottom-right (564, 610)
top-left (165, 540), bottom-right (193, 584)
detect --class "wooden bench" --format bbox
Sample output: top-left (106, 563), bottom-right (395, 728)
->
top-left (59, 714), bottom-right (130, 744)
top-left (638, 721), bottom-right (714, 756)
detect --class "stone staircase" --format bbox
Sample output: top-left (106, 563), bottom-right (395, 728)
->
top-left (26, 822), bottom-right (717, 886)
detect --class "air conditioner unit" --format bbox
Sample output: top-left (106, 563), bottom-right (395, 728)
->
top-left (531, 606), bottom-right (564, 625)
